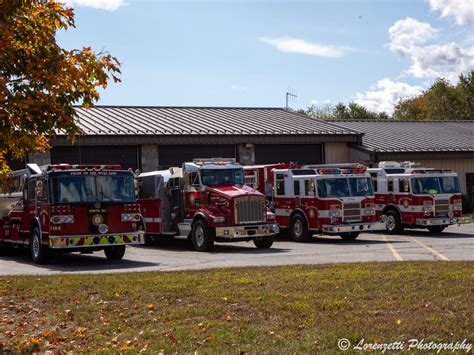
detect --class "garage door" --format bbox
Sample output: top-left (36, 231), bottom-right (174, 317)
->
top-left (51, 145), bottom-right (139, 170)
top-left (158, 145), bottom-right (236, 168)
top-left (255, 144), bottom-right (322, 165)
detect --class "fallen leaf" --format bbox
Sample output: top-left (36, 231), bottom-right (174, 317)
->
top-left (65, 309), bottom-right (73, 321)
top-left (396, 319), bottom-right (402, 325)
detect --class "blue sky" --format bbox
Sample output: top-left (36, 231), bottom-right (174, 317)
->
top-left (60, 0), bottom-right (474, 113)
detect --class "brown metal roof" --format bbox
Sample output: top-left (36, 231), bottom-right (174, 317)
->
top-left (72, 106), bottom-right (359, 136)
top-left (331, 120), bottom-right (474, 153)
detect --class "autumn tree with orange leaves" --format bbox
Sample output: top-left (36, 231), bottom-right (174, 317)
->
top-left (0, 0), bottom-right (121, 187)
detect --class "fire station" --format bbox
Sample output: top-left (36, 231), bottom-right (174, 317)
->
top-left (16, 107), bottom-right (474, 206)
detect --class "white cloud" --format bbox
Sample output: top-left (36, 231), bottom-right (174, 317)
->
top-left (259, 36), bottom-right (350, 58)
top-left (430, 0), bottom-right (474, 25)
top-left (354, 78), bottom-right (422, 114)
top-left (387, 17), bottom-right (437, 56)
top-left (407, 42), bottom-right (474, 80)
top-left (387, 17), bottom-right (474, 81)
top-left (64, 0), bottom-right (125, 11)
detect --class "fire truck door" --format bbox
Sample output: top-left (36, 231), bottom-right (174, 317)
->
top-left (35, 178), bottom-right (49, 233)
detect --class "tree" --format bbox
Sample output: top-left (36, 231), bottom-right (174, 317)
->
top-left (302, 102), bottom-right (390, 120)
top-left (394, 71), bottom-right (474, 120)
top-left (0, 0), bottom-right (121, 186)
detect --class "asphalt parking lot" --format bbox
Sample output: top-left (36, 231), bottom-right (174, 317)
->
top-left (0, 223), bottom-right (472, 275)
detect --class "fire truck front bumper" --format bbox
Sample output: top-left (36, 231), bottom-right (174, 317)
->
top-left (416, 216), bottom-right (472, 226)
top-left (322, 221), bottom-right (386, 234)
top-left (48, 232), bottom-right (145, 249)
top-left (215, 223), bottom-right (279, 239)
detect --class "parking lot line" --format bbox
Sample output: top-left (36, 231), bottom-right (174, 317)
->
top-left (408, 236), bottom-right (449, 261)
top-left (382, 235), bottom-right (403, 261)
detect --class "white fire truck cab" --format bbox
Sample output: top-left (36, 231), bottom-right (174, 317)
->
top-left (368, 161), bottom-right (472, 233)
top-left (138, 158), bottom-right (279, 251)
top-left (245, 163), bottom-right (386, 241)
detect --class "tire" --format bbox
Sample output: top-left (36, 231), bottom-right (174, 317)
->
top-left (104, 245), bottom-right (126, 260)
top-left (289, 214), bottom-right (312, 242)
top-left (427, 226), bottom-right (445, 233)
top-left (384, 210), bottom-right (404, 234)
top-left (191, 220), bottom-right (215, 252)
top-left (30, 226), bottom-right (49, 264)
top-left (340, 232), bottom-right (360, 240)
top-left (253, 235), bottom-right (274, 249)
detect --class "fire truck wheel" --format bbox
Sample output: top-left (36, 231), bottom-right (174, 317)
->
top-left (104, 245), bottom-right (126, 260)
top-left (427, 226), bottom-right (446, 233)
top-left (30, 226), bottom-right (49, 264)
top-left (385, 210), bottom-right (404, 234)
top-left (191, 220), bottom-right (215, 252)
top-left (340, 232), bottom-right (359, 240)
top-left (290, 214), bottom-right (311, 242)
top-left (253, 236), bottom-right (274, 249)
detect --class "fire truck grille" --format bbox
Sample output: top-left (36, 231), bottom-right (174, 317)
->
top-left (343, 203), bottom-right (361, 222)
top-left (435, 200), bottom-right (450, 216)
top-left (235, 197), bottom-right (265, 224)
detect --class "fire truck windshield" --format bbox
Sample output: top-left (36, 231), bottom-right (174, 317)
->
top-left (50, 174), bottom-right (135, 204)
top-left (96, 175), bottom-right (135, 202)
top-left (317, 177), bottom-right (373, 198)
top-left (412, 176), bottom-right (460, 195)
top-left (200, 169), bottom-right (244, 187)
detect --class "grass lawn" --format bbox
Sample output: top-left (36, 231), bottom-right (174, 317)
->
top-left (0, 261), bottom-right (472, 353)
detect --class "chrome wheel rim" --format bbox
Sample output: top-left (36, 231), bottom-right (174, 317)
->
top-left (386, 215), bottom-right (395, 231)
top-left (195, 225), bottom-right (205, 247)
top-left (32, 232), bottom-right (40, 258)
top-left (293, 220), bottom-right (303, 238)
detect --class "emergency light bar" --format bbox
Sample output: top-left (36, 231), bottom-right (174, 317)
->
top-left (410, 169), bottom-right (452, 174)
top-left (193, 157), bottom-right (237, 165)
top-left (47, 164), bottom-right (122, 171)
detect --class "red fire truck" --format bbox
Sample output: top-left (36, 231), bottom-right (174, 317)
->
top-left (137, 158), bottom-right (279, 251)
top-left (368, 161), bottom-right (472, 234)
top-left (244, 163), bottom-right (386, 241)
top-left (0, 164), bottom-right (145, 263)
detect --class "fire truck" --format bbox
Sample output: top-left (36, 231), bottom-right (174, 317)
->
top-left (244, 163), bottom-right (386, 241)
top-left (0, 164), bottom-right (145, 264)
top-left (137, 158), bottom-right (279, 251)
top-left (368, 161), bottom-right (472, 234)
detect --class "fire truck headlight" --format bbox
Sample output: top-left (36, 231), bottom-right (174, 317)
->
top-left (453, 200), bottom-right (462, 211)
top-left (121, 213), bottom-right (141, 222)
top-left (213, 216), bottom-right (225, 223)
top-left (362, 208), bottom-right (375, 216)
top-left (329, 210), bottom-right (340, 218)
top-left (50, 215), bottom-right (74, 224)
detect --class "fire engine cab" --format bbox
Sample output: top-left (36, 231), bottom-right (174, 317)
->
top-left (0, 164), bottom-right (145, 263)
top-left (137, 158), bottom-right (279, 251)
top-left (245, 163), bottom-right (386, 241)
top-left (368, 161), bottom-right (472, 233)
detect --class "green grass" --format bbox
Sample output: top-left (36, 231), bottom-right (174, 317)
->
top-left (0, 262), bottom-right (473, 353)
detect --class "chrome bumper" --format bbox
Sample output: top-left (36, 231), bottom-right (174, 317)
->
top-left (48, 232), bottom-right (145, 249)
top-left (416, 216), bottom-right (472, 226)
top-left (215, 223), bottom-right (279, 238)
top-left (322, 221), bottom-right (386, 234)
